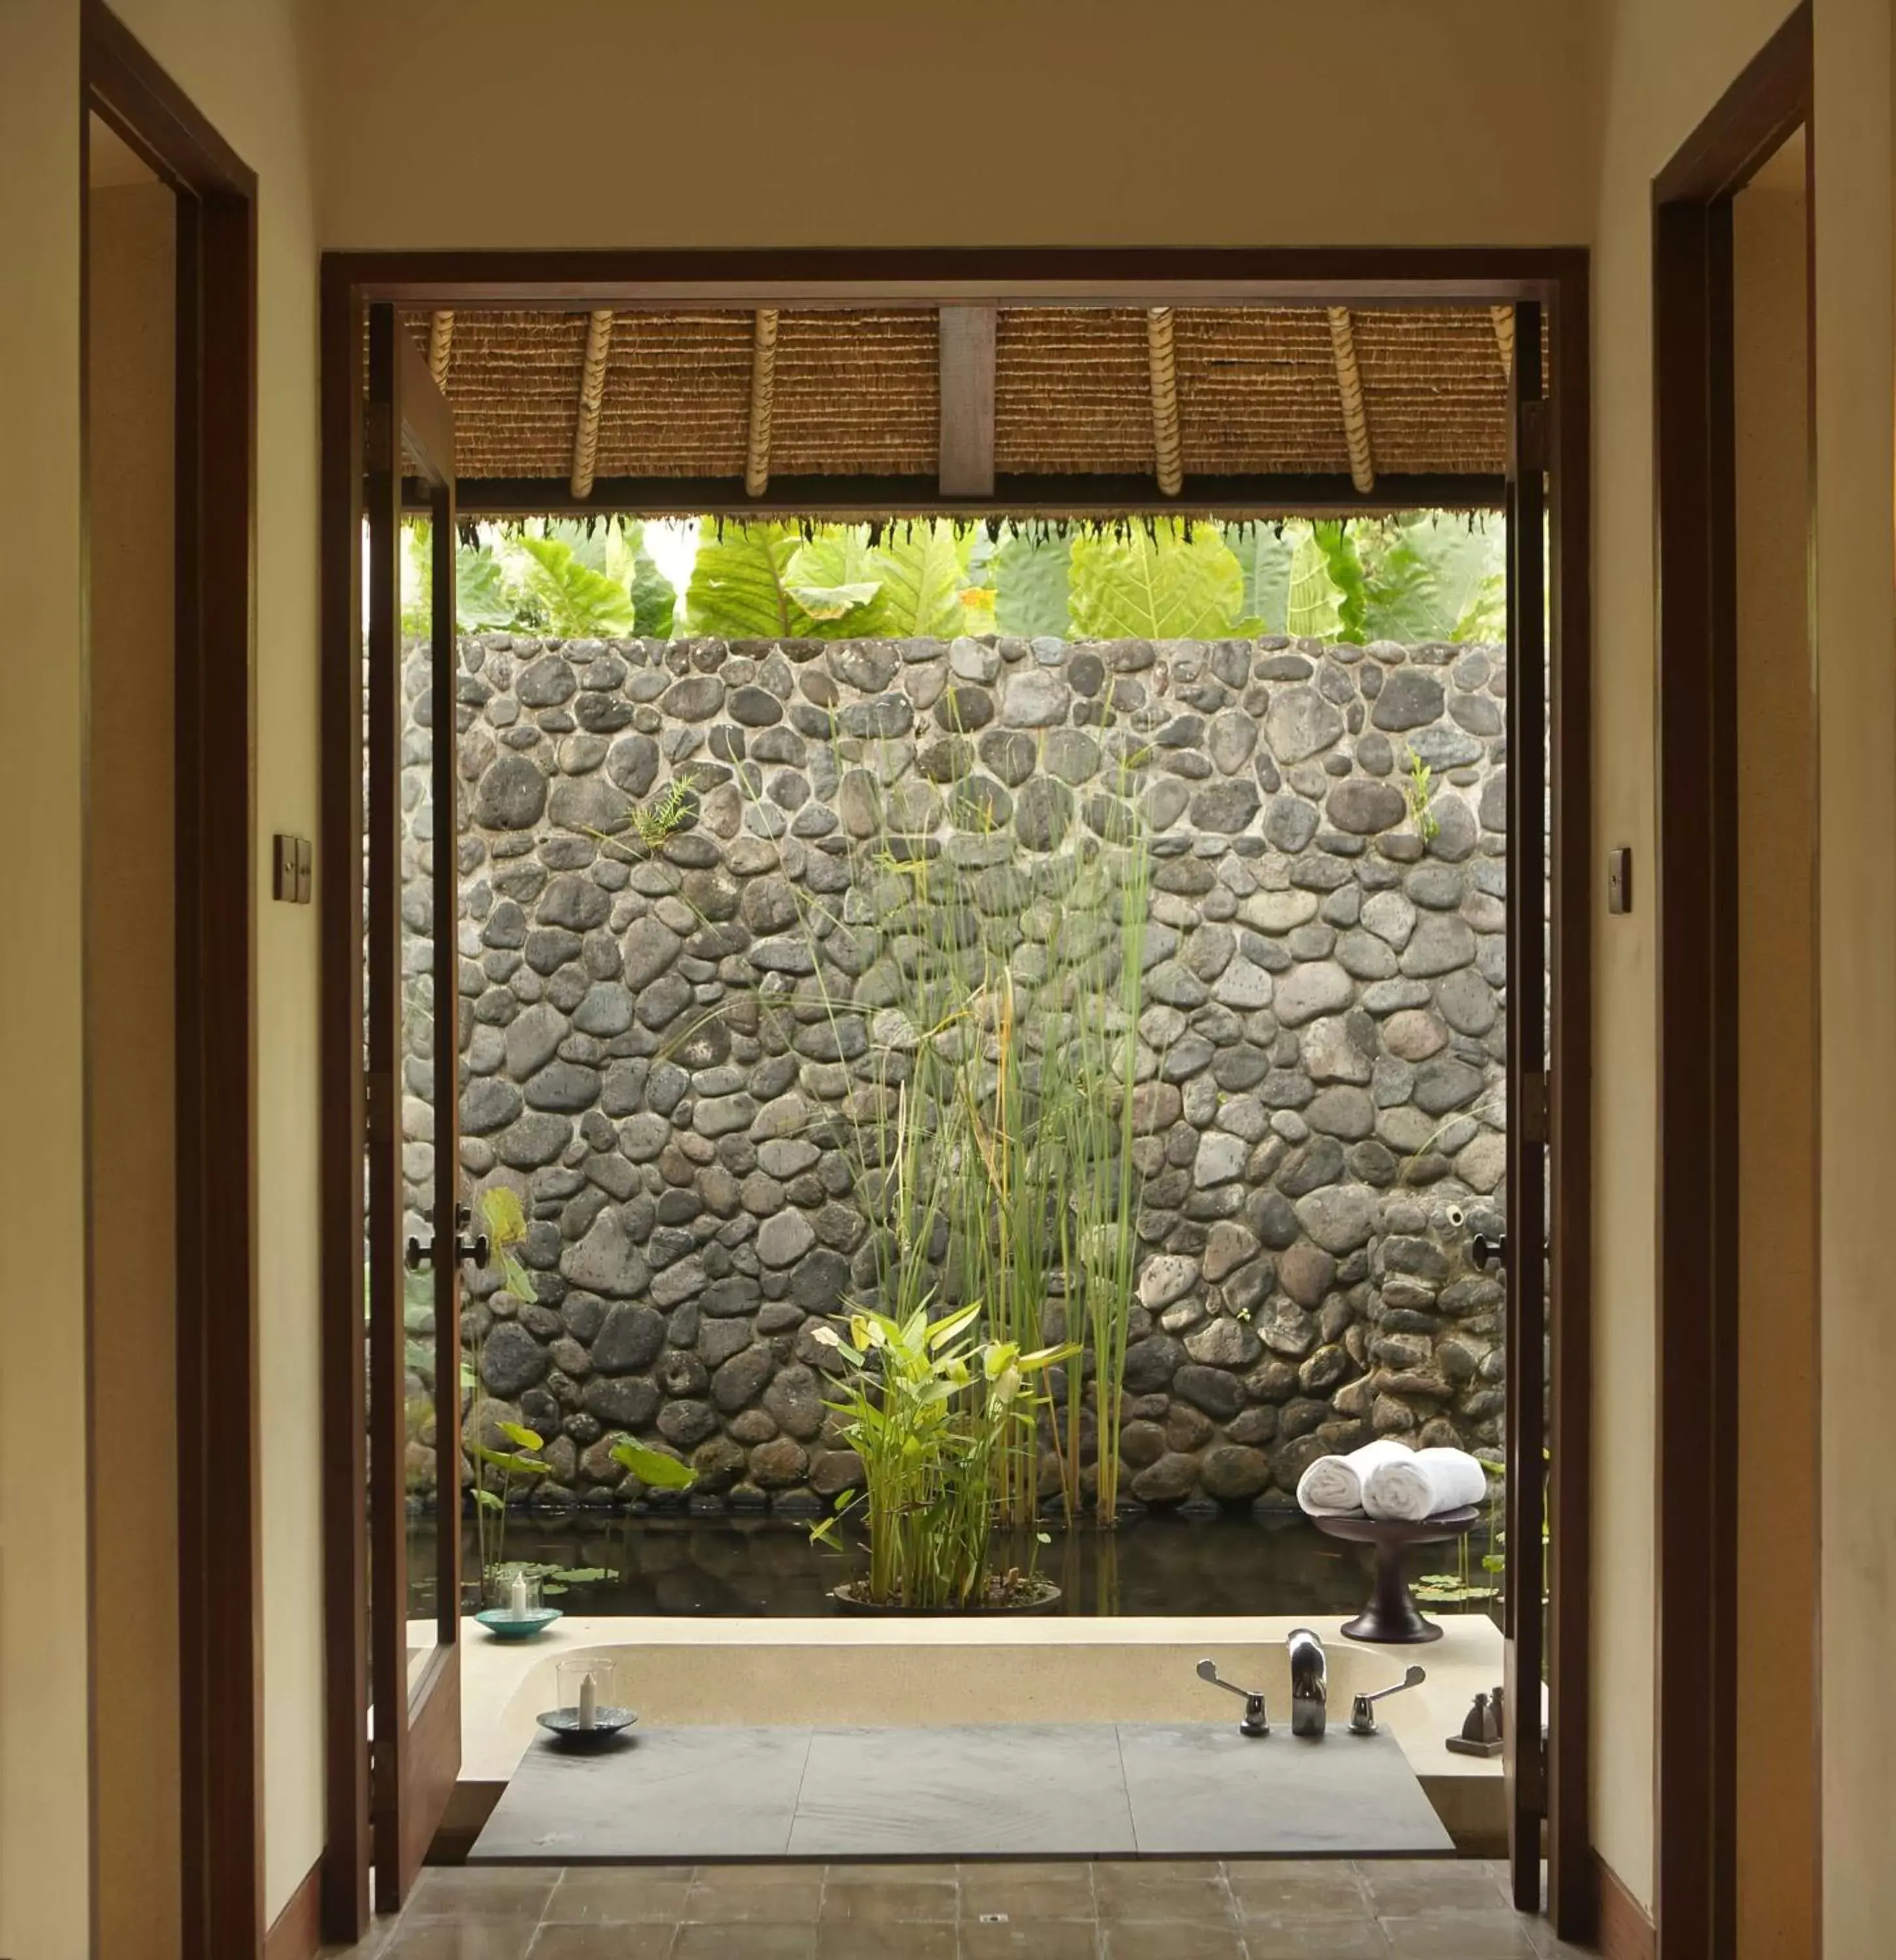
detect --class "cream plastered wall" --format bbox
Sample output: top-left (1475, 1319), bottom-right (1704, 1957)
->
top-left (312, 0), bottom-right (1590, 249)
top-left (0, 1), bottom-right (91, 1953)
top-left (1731, 131), bottom-right (1817, 1960)
top-left (0, 0), bottom-right (326, 1946)
top-left (1588, 0), bottom-right (1895, 1932)
top-left (88, 165), bottom-right (184, 1960)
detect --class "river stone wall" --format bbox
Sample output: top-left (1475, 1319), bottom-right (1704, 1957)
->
top-left (410, 629), bottom-right (1509, 1514)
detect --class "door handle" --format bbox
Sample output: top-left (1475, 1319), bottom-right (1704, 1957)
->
top-left (404, 1205), bottom-right (491, 1271)
top-left (1471, 1232), bottom-right (1507, 1270)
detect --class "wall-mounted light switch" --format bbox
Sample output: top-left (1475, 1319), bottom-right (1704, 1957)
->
top-left (274, 834), bottom-right (314, 906)
top-left (1607, 846), bottom-right (1632, 915)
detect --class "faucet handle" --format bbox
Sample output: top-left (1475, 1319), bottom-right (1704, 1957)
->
top-left (1348, 1663), bottom-right (1426, 1736)
top-left (1196, 1658), bottom-right (1269, 1737)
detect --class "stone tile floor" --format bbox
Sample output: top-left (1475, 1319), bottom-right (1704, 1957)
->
top-left (321, 1860), bottom-right (1599, 1958)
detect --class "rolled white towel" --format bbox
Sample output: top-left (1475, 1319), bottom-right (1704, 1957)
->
top-left (1296, 1438), bottom-right (1414, 1516)
top-left (1361, 1446), bottom-right (1489, 1523)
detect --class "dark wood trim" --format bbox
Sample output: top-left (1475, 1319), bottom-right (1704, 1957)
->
top-left (262, 1858), bottom-right (323, 1960)
top-left (1653, 4), bottom-right (1813, 205)
top-left (1545, 255), bottom-right (1596, 1942)
top-left (318, 253), bottom-right (372, 1942)
top-left (319, 242), bottom-right (1595, 1933)
top-left (80, 5), bottom-right (261, 1957)
top-left (1502, 299), bottom-right (1549, 1915)
top-left (319, 244), bottom-right (1587, 309)
top-left (1650, 10), bottom-right (1810, 1956)
top-left (1594, 1855), bottom-right (1658, 1960)
top-left (427, 470), bottom-right (1508, 521)
top-left (938, 306), bottom-right (997, 497)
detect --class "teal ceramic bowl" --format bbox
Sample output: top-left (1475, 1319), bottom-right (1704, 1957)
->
top-left (474, 1606), bottom-right (563, 1641)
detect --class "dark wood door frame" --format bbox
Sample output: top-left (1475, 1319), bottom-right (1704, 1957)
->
top-left (80, 5), bottom-right (261, 1956)
top-left (318, 245), bottom-right (1595, 1941)
top-left (1650, 8), bottom-right (1812, 1957)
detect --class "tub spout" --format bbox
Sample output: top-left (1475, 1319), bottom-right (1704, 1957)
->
top-left (1287, 1627), bottom-right (1326, 1739)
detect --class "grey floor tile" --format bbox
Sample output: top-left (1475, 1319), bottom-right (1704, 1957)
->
top-left (683, 1865), bottom-right (826, 1923)
top-left (673, 1927), bottom-right (817, 1960)
top-left (958, 1862), bottom-right (1096, 1922)
top-left (527, 1927), bottom-right (676, 1960)
top-left (1098, 1925), bottom-right (1246, 1960)
top-left (960, 1923), bottom-right (1100, 1960)
top-left (787, 1726), bottom-right (1136, 1859)
top-left (1359, 1861), bottom-right (1512, 1917)
top-left (1245, 1924), bottom-right (1392, 1959)
top-left (1090, 1861), bottom-right (1234, 1924)
top-left (404, 1869), bottom-right (559, 1922)
top-left (1377, 1914), bottom-right (1540, 1957)
top-left (1225, 1858), bottom-right (1371, 1920)
top-left (380, 1927), bottom-right (540, 1960)
top-left (544, 1867), bottom-right (695, 1923)
top-left (819, 1876), bottom-right (959, 1922)
top-left (816, 1925), bottom-right (957, 1960)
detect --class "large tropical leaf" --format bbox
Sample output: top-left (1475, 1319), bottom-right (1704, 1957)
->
top-left (1218, 522), bottom-right (1294, 634)
top-left (870, 521), bottom-right (972, 637)
top-left (783, 526), bottom-right (885, 630)
top-left (1360, 514), bottom-right (1507, 643)
top-left (456, 547), bottom-right (515, 629)
top-left (1311, 522), bottom-right (1368, 642)
top-left (992, 527), bottom-right (1072, 637)
top-left (604, 519), bottom-right (678, 637)
top-left (1068, 522), bottom-right (1243, 639)
top-left (1284, 522), bottom-right (1342, 640)
top-left (509, 534), bottom-right (637, 636)
top-left (683, 523), bottom-right (804, 637)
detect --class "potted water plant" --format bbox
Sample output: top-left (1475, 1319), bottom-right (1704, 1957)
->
top-left (811, 1301), bottom-right (1076, 1612)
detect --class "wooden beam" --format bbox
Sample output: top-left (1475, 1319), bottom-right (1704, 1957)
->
top-left (938, 306), bottom-right (996, 496)
top-left (744, 308), bottom-right (779, 497)
top-left (568, 308), bottom-right (613, 500)
top-left (1146, 306), bottom-right (1183, 497)
top-left (426, 309), bottom-right (454, 390)
top-left (1326, 306), bottom-right (1375, 495)
top-left (1490, 302), bottom-right (1515, 381)
top-left (425, 469), bottom-right (1507, 521)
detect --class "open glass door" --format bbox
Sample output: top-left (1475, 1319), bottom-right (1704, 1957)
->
top-left (365, 302), bottom-right (468, 1905)
top-left (1501, 300), bottom-right (1549, 1910)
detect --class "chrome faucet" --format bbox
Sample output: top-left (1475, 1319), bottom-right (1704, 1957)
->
top-left (1286, 1627), bottom-right (1327, 1738)
top-left (1195, 1658), bottom-right (1268, 1737)
top-left (1348, 1664), bottom-right (1427, 1736)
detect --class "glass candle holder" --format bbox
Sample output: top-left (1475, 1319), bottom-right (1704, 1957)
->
top-left (487, 1565), bottom-right (544, 1622)
top-left (557, 1654), bottom-right (621, 1731)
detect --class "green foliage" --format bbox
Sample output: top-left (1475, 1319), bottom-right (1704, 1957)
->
top-left (605, 519), bottom-right (678, 637)
top-left (608, 1435), bottom-right (698, 1491)
top-left (1068, 521), bottom-right (1245, 639)
top-left (991, 527), bottom-right (1072, 638)
top-left (1402, 747), bottom-right (1440, 843)
top-left (811, 1303), bottom-right (1075, 1609)
top-left (870, 520), bottom-right (973, 636)
top-left (629, 779), bottom-right (694, 851)
top-left (1357, 513), bottom-right (1506, 644)
top-left (781, 525), bottom-right (884, 629)
top-left (510, 534), bottom-right (638, 636)
top-left (1284, 523), bottom-right (1343, 639)
top-left (455, 546), bottom-right (515, 629)
top-left (683, 522), bottom-right (805, 636)
top-left (1220, 523), bottom-right (1294, 634)
top-left (478, 1186), bottom-right (536, 1305)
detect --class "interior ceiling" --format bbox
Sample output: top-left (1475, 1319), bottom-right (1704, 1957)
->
top-left (401, 302), bottom-right (1522, 514)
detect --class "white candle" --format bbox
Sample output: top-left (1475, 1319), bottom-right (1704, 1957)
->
top-left (578, 1671), bottom-right (597, 1731)
top-left (509, 1571), bottom-right (529, 1620)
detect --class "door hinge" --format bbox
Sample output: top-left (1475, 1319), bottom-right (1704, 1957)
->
top-left (1514, 397), bottom-right (1549, 476)
top-left (1519, 1071), bottom-right (1550, 1146)
top-left (362, 400), bottom-right (393, 474)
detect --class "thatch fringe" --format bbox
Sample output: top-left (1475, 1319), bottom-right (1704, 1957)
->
top-left (427, 310), bottom-right (455, 391)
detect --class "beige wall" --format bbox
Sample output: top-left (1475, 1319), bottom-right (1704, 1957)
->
top-left (87, 165), bottom-right (184, 1960)
top-left (0, 0), bottom-right (91, 1952)
top-left (0, 0), bottom-right (325, 1948)
top-left (312, 0), bottom-right (1590, 250)
top-left (1589, 0), bottom-right (1896, 1936)
top-left (1731, 129), bottom-right (1816, 1960)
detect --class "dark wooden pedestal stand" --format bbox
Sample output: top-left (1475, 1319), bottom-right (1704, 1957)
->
top-left (1312, 1507), bottom-right (1480, 1644)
